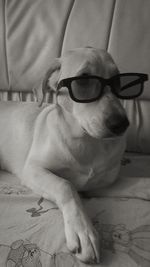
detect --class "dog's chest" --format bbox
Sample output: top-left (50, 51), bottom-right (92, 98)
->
top-left (55, 143), bottom-right (122, 192)
top-left (50, 123), bottom-right (125, 192)
top-left (71, 159), bottom-right (120, 191)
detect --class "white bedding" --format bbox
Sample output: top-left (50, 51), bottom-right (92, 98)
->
top-left (0, 153), bottom-right (150, 267)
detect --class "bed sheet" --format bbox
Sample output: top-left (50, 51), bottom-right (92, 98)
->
top-left (0, 153), bottom-right (150, 267)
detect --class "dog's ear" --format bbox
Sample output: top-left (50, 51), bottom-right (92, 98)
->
top-left (34, 58), bottom-right (61, 106)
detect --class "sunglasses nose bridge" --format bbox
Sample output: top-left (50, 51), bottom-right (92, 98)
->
top-left (103, 82), bottom-right (113, 95)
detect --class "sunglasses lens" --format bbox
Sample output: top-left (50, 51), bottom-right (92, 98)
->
top-left (71, 78), bottom-right (101, 102)
top-left (116, 75), bottom-right (142, 98)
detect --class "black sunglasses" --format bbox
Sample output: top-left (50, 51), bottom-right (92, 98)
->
top-left (57, 73), bottom-right (148, 103)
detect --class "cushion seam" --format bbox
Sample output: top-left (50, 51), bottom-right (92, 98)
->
top-left (2, 0), bottom-right (10, 89)
top-left (60, 0), bottom-right (75, 55)
top-left (106, 0), bottom-right (116, 51)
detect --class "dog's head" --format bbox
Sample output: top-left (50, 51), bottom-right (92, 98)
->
top-left (40, 47), bottom-right (129, 139)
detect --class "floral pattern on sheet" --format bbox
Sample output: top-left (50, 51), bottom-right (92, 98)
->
top-left (26, 197), bottom-right (58, 217)
top-left (6, 240), bottom-right (42, 267)
top-left (1, 219), bottom-right (150, 267)
top-left (0, 184), bottom-right (31, 195)
top-left (93, 213), bottom-right (150, 267)
top-left (121, 157), bottom-right (131, 166)
top-left (0, 240), bottom-right (79, 267)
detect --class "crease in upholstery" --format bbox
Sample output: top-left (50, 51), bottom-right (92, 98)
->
top-left (106, 0), bottom-right (116, 51)
top-left (2, 0), bottom-right (10, 89)
top-left (123, 100), bottom-right (139, 151)
top-left (0, 90), bottom-right (53, 103)
top-left (131, 101), bottom-right (144, 152)
top-left (133, 100), bottom-right (141, 150)
top-left (0, 91), bottom-right (34, 102)
top-left (60, 0), bottom-right (75, 55)
top-left (136, 101), bottom-right (144, 152)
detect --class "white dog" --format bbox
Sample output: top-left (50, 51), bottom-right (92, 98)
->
top-left (0, 47), bottom-right (129, 263)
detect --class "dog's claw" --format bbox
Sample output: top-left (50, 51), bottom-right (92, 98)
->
top-left (71, 246), bottom-right (80, 254)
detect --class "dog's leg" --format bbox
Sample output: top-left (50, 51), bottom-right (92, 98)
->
top-left (22, 163), bottom-right (100, 263)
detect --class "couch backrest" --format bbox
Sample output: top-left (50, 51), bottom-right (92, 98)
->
top-left (0, 0), bottom-right (150, 153)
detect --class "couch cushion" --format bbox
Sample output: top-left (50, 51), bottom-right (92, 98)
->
top-left (108, 0), bottom-right (150, 100)
top-left (61, 0), bottom-right (115, 53)
top-left (124, 100), bottom-right (150, 153)
top-left (1, 0), bottom-right (74, 91)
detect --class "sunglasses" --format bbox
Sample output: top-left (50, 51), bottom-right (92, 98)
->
top-left (57, 73), bottom-right (148, 103)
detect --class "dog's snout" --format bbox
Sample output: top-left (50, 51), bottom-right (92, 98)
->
top-left (106, 114), bottom-right (129, 135)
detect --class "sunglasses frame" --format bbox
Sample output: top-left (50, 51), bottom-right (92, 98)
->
top-left (57, 73), bottom-right (148, 103)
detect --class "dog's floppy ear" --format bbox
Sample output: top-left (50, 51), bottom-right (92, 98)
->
top-left (34, 58), bottom-right (61, 106)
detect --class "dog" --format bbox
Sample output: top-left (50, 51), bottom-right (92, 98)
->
top-left (0, 47), bottom-right (129, 264)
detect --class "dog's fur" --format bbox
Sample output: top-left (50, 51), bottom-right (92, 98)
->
top-left (0, 47), bottom-right (129, 263)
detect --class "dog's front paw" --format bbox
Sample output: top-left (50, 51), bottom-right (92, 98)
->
top-left (63, 203), bottom-right (100, 264)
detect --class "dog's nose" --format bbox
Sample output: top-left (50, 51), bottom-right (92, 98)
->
top-left (106, 114), bottom-right (129, 135)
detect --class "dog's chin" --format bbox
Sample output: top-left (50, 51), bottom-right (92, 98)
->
top-left (82, 127), bottom-right (125, 141)
top-left (83, 128), bottom-right (105, 139)
top-left (102, 134), bottom-right (124, 141)
top-left (102, 130), bottom-right (127, 142)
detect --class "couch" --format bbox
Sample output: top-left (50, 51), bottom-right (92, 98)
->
top-left (0, 1), bottom-right (150, 266)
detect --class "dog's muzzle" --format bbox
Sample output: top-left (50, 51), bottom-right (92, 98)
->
top-left (106, 114), bottom-right (129, 135)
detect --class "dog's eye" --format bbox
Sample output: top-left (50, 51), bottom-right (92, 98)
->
top-left (71, 78), bottom-right (100, 101)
